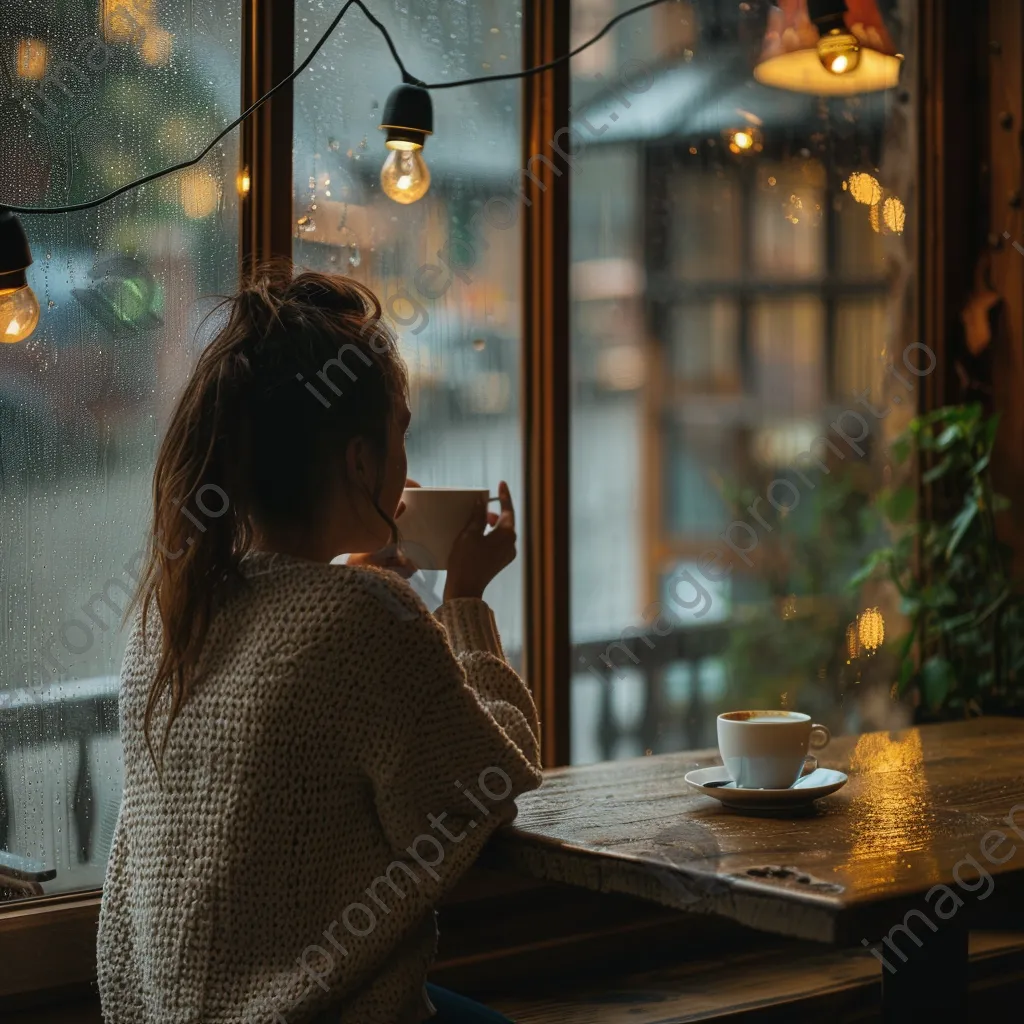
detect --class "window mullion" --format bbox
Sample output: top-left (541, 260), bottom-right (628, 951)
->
top-left (521, 0), bottom-right (572, 767)
top-left (240, 0), bottom-right (295, 276)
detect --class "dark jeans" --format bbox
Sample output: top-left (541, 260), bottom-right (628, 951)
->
top-left (424, 984), bottom-right (513, 1023)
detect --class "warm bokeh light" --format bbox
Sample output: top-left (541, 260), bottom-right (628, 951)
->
top-left (15, 38), bottom-right (48, 80)
top-left (846, 621), bottom-right (860, 664)
top-left (726, 124), bottom-right (762, 155)
top-left (179, 167), bottom-right (220, 219)
top-left (869, 201), bottom-right (881, 234)
top-left (883, 195), bottom-right (906, 234)
top-left (100, 0), bottom-right (151, 43)
top-left (237, 169), bottom-right (251, 196)
top-left (848, 171), bottom-right (882, 206)
top-left (857, 607), bottom-right (885, 654)
top-left (140, 27), bottom-right (173, 65)
top-left (841, 730), bottom-right (939, 892)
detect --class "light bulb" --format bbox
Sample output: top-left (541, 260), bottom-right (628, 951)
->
top-left (380, 148), bottom-right (430, 205)
top-left (0, 285), bottom-right (41, 343)
top-left (818, 30), bottom-right (861, 75)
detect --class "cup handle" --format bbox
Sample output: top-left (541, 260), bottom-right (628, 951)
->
top-left (809, 723), bottom-right (831, 750)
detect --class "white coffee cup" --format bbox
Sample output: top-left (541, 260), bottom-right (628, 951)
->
top-left (397, 487), bottom-right (495, 570)
top-left (716, 711), bottom-right (831, 790)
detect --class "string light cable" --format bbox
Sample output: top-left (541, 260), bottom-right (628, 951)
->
top-left (0, 0), bottom-right (904, 340)
top-left (0, 0), bottom-right (683, 340)
top-left (1, 0), bottom-right (678, 217)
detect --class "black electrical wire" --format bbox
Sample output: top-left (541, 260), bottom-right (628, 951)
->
top-left (422, 0), bottom-right (674, 89)
top-left (1, 0), bottom-right (677, 216)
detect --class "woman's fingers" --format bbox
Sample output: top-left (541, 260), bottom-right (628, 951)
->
top-left (497, 480), bottom-right (515, 531)
top-left (470, 496), bottom-right (488, 532)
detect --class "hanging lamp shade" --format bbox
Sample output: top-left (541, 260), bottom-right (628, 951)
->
top-left (754, 0), bottom-right (903, 96)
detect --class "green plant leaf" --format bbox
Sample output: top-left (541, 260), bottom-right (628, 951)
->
top-left (883, 485), bottom-right (917, 524)
top-left (890, 434), bottom-right (913, 465)
top-left (922, 458), bottom-right (952, 485)
top-left (938, 612), bottom-right (979, 633)
top-left (936, 425), bottom-right (962, 451)
top-left (848, 548), bottom-right (891, 590)
top-left (983, 412), bottom-right (1001, 450)
top-left (922, 583), bottom-right (957, 608)
top-left (921, 656), bottom-right (955, 710)
top-left (946, 502), bottom-right (979, 559)
top-left (897, 656), bottom-right (916, 696)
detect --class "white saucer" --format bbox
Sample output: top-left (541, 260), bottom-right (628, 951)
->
top-left (684, 766), bottom-right (848, 811)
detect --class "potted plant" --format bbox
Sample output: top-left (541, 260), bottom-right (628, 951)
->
top-left (850, 404), bottom-right (1024, 717)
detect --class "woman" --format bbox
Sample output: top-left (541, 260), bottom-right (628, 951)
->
top-left (96, 268), bottom-right (542, 1023)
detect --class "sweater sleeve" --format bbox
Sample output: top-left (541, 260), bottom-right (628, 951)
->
top-left (356, 579), bottom-right (542, 882)
top-left (433, 598), bottom-right (541, 770)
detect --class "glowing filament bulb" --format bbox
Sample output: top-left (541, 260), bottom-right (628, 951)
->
top-left (818, 30), bottom-right (861, 75)
top-left (380, 146), bottom-right (430, 205)
top-left (0, 285), bottom-right (41, 343)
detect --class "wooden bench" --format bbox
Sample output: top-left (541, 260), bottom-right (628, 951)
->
top-left (6, 870), bottom-right (1024, 1022)
top-left (487, 931), bottom-right (1024, 1023)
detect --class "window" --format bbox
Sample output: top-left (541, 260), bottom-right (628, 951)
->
top-left (568, 0), bottom-right (918, 763)
top-left (0, 0), bottom-right (926, 918)
top-left (0, 0), bottom-right (241, 902)
top-left (292, 0), bottom-right (525, 657)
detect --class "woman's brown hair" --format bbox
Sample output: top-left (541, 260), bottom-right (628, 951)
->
top-left (131, 265), bottom-right (408, 769)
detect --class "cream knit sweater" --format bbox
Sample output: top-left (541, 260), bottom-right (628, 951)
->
top-left (96, 552), bottom-right (543, 1024)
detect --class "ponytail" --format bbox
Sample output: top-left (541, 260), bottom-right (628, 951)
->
top-left (131, 265), bottom-right (407, 770)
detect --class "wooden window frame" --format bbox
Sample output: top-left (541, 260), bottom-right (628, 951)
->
top-left (0, 0), bottom-right (973, 1006)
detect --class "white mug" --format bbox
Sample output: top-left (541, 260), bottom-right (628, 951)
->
top-left (397, 487), bottom-right (496, 570)
top-left (716, 710), bottom-right (830, 790)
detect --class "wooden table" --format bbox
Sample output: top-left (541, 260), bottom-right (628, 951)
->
top-left (486, 718), bottom-right (1024, 1022)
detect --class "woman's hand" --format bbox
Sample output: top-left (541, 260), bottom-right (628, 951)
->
top-left (444, 481), bottom-right (517, 602)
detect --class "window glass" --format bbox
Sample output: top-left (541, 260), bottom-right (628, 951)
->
top-left (293, 0), bottom-right (524, 655)
top-left (570, 0), bottom-right (917, 763)
top-left (0, 0), bottom-right (240, 901)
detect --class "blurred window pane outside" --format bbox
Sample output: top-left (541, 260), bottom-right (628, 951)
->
top-left (569, 0), bottom-right (917, 764)
top-left (292, 0), bottom-right (524, 654)
top-left (0, 0), bottom-right (241, 899)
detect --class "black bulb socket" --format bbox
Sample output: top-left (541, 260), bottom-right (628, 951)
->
top-left (0, 210), bottom-right (33, 290)
top-left (807, 0), bottom-right (848, 29)
top-left (380, 83), bottom-right (433, 150)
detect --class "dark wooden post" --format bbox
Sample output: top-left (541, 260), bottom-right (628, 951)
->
top-left (240, 0), bottom-right (295, 275)
top-left (521, 0), bottom-right (572, 766)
